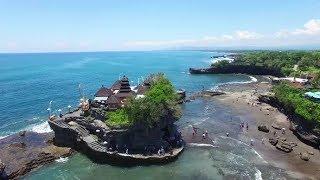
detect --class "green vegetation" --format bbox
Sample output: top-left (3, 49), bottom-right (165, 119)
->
top-left (212, 51), bottom-right (320, 76)
top-left (211, 60), bottom-right (230, 68)
top-left (106, 109), bottom-right (130, 128)
top-left (105, 74), bottom-right (181, 129)
top-left (272, 83), bottom-right (320, 126)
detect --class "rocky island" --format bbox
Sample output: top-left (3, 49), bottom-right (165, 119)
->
top-left (48, 73), bottom-right (184, 165)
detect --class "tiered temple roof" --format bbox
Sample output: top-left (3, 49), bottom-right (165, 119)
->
top-left (119, 76), bottom-right (131, 93)
top-left (95, 86), bottom-right (113, 97)
top-left (111, 80), bottom-right (121, 91)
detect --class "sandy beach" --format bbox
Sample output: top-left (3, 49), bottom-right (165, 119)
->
top-left (213, 79), bottom-right (320, 179)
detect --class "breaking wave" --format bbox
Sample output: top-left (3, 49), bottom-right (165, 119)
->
top-left (55, 157), bottom-right (69, 163)
top-left (212, 75), bottom-right (258, 90)
top-left (187, 143), bottom-right (218, 148)
top-left (28, 121), bottom-right (53, 133)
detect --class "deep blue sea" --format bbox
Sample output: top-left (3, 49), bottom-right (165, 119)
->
top-left (0, 51), bottom-right (287, 179)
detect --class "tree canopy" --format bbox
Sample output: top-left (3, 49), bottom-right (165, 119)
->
top-left (105, 74), bottom-right (181, 129)
top-left (212, 51), bottom-right (320, 76)
top-left (272, 83), bottom-right (320, 127)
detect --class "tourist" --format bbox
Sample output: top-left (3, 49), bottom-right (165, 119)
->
top-left (192, 125), bottom-right (197, 135)
top-left (261, 138), bottom-right (265, 144)
top-left (246, 123), bottom-right (249, 130)
top-left (226, 132), bottom-right (229, 137)
top-left (250, 139), bottom-right (254, 146)
top-left (202, 133), bottom-right (206, 139)
top-left (281, 128), bottom-right (286, 134)
top-left (205, 130), bottom-right (208, 137)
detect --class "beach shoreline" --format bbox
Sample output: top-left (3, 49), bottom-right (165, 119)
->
top-left (213, 78), bottom-right (320, 179)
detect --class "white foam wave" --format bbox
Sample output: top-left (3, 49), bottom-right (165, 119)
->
top-left (212, 75), bottom-right (258, 90)
top-left (28, 121), bottom-right (53, 133)
top-left (254, 168), bottom-right (263, 180)
top-left (219, 135), bottom-right (267, 163)
top-left (55, 157), bottom-right (69, 163)
top-left (211, 57), bottom-right (234, 64)
top-left (0, 135), bottom-right (8, 140)
top-left (187, 143), bottom-right (218, 148)
top-left (249, 76), bottom-right (258, 83)
top-left (251, 149), bottom-right (267, 163)
top-left (193, 117), bottom-right (210, 126)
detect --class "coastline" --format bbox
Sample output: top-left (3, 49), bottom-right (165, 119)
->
top-left (214, 78), bottom-right (320, 179)
top-left (0, 131), bottom-right (74, 179)
top-left (1, 74), bottom-right (319, 179)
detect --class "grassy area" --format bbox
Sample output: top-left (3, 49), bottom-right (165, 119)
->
top-left (105, 109), bottom-right (131, 128)
top-left (105, 74), bottom-right (181, 129)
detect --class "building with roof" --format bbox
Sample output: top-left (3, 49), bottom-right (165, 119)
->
top-left (94, 86), bottom-right (113, 103)
top-left (305, 92), bottom-right (320, 102)
top-left (106, 95), bottom-right (122, 110)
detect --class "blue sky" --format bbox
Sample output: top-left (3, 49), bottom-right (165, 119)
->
top-left (1, 0), bottom-right (320, 52)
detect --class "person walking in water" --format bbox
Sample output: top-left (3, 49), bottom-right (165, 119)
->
top-left (192, 125), bottom-right (197, 136)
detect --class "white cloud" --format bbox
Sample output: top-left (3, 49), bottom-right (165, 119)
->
top-left (125, 19), bottom-right (320, 49)
top-left (235, 31), bottom-right (262, 40)
top-left (125, 30), bottom-right (263, 47)
top-left (293, 19), bottom-right (320, 35)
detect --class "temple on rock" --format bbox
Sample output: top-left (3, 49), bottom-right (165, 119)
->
top-left (48, 74), bottom-right (185, 165)
top-left (93, 76), bottom-right (134, 109)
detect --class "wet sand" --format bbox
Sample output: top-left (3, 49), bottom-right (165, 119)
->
top-left (215, 80), bottom-right (320, 179)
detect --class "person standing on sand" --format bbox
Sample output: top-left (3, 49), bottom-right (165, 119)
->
top-left (250, 139), bottom-right (254, 146)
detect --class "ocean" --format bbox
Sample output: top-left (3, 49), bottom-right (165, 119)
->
top-left (0, 51), bottom-right (287, 179)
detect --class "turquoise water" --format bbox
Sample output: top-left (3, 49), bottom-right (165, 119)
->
top-left (0, 51), bottom-right (248, 137)
top-left (1, 51), bottom-right (288, 179)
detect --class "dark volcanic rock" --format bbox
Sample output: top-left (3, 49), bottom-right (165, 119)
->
top-left (258, 125), bottom-right (270, 133)
top-left (300, 152), bottom-right (310, 161)
top-left (0, 131), bottom-right (73, 179)
top-left (271, 124), bottom-right (282, 130)
top-left (275, 141), bottom-right (293, 153)
top-left (19, 130), bottom-right (26, 137)
top-left (0, 159), bottom-right (8, 180)
top-left (189, 64), bottom-right (283, 77)
top-left (9, 142), bottom-right (26, 148)
top-left (269, 138), bottom-right (278, 146)
top-left (0, 160), bottom-right (5, 173)
top-left (202, 90), bottom-right (225, 97)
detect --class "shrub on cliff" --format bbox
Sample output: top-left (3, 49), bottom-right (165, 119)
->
top-left (272, 83), bottom-right (320, 126)
top-left (211, 60), bottom-right (230, 68)
top-left (106, 74), bottom-right (181, 129)
top-left (230, 51), bottom-right (320, 76)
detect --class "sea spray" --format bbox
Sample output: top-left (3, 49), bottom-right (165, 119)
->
top-left (55, 157), bottom-right (69, 163)
top-left (29, 121), bottom-right (53, 133)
